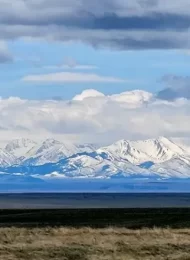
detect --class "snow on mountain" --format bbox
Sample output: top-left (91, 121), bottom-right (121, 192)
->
top-left (131, 137), bottom-right (188, 163)
top-left (98, 139), bottom-right (149, 165)
top-left (28, 151), bottom-right (152, 179)
top-left (40, 141), bottom-right (190, 179)
top-left (150, 156), bottom-right (190, 178)
top-left (3, 138), bottom-right (96, 166)
top-left (57, 152), bottom-right (120, 178)
top-left (23, 138), bottom-right (96, 166)
top-left (0, 136), bottom-right (190, 178)
top-left (5, 138), bottom-right (37, 158)
top-left (98, 137), bottom-right (189, 165)
top-left (0, 149), bottom-right (17, 167)
top-left (73, 89), bottom-right (105, 101)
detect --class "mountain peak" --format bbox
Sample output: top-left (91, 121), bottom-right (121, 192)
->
top-left (42, 138), bottom-right (61, 146)
top-left (157, 136), bottom-right (170, 142)
top-left (5, 138), bottom-right (36, 148)
top-left (5, 138), bottom-right (37, 158)
top-left (116, 139), bottom-right (130, 146)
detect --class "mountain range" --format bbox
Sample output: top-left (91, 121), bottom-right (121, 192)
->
top-left (0, 137), bottom-right (190, 180)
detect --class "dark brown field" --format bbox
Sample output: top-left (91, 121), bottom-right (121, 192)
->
top-left (1, 208), bottom-right (190, 228)
top-left (0, 227), bottom-right (190, 260)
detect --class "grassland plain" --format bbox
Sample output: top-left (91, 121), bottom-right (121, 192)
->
top-left (0, 227), bottom-right (190, 260)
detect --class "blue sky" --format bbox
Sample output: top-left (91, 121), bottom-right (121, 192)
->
top-left (1, 0), bottom-right (190, 144)
top-left (0, 0), bottom-right (190, 100)
top-left (0, 40), bottom-right (190, 100)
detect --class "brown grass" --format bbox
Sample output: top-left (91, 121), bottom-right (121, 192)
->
top-left (0, 227), bottom-right (190, 260)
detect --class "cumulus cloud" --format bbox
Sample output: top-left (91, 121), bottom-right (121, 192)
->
top-left (0, 89), bottom-right (190, 145)
top-left (22, 72), bottom-right (127, 83)
top-left (0, 41), bottom-right (13, 63)
top-left (110, 90), bottom-right (153, 105)
top-left (0, 0), bottom-right (190, 49)
top-left (73, 89), bottom-right (105, 101)
top-left (157, 75), bottom-right (190, 100)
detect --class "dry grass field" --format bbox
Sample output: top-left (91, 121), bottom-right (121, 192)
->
top-left (0, 227), bottom-right (190, 260)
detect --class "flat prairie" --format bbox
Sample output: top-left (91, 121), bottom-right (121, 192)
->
top-left (0, 227), bottom-right (190, 260)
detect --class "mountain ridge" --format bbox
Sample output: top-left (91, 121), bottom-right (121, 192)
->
top-left (0, 137), bottom-right (190, 179)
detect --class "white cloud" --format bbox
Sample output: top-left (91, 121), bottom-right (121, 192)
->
top-left (73, 89), bottom-right (105, 101)
top-left (0, 90), bottom-right (190, 145)
top-left (110, 90), bottom-right (153, 107)
top-left (22, 72), bottom-right (127, 83)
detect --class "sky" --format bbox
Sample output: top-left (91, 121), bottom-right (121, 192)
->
top-left (0, 0), bottom-right (190, 145)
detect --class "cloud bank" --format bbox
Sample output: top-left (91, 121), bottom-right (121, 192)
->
top-left (0, 0), bottom-right (190, 49)
top-left (0, 89), bottom-right (190, 145)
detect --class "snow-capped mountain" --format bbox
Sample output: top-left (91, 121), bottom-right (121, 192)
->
top-left (0, 138), bottom-right (96, 167)
top-left (0, 137), bottom-right (190, 179)
top-left (0, 149), bottom-right (17, 167)
top-left (98, 137), bottom-right (188, 165)
top-left (5, 138), bottom-right (37, 158)
top-left (150, 156), bottom-right (190, 178)
top-left (0, 151), bottom-right (154, 179)
top-left (49, 137), bottom-right (190, 179)
top-left (51, 151), bottom-right (151, 179)
top-left (22, 139), bottom-right (96, 166)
